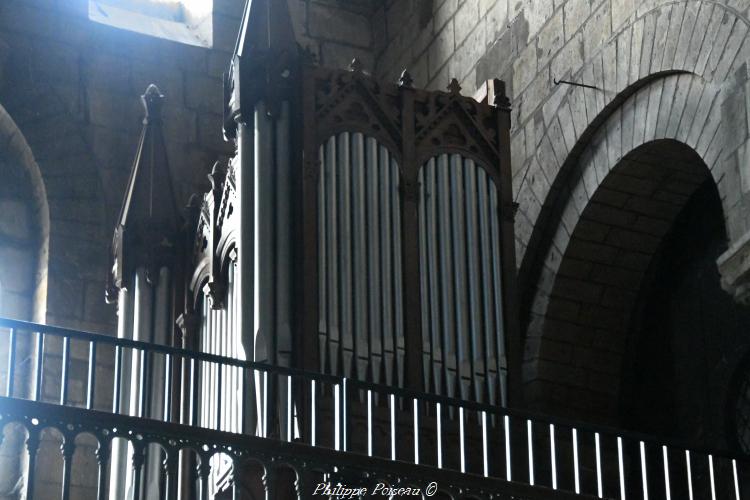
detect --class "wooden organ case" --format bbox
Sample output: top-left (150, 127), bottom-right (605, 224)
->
top-left (106, 0), bottom-right (521, 497)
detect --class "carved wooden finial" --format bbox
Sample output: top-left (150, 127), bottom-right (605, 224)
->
top-left (399, 69), bottom-right (414, 88)
top-left (349, 58), bottom-right (364, 73)
top-left (447, 78), bottom-right (462, 95)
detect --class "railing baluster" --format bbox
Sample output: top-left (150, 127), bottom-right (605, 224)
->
top-left (191, 358), bottom-right (199, 427)
top-left (685, 450), bottom-right (693, 500)
top-left (619, 437), bottom-right (627, 500)
top-left (390, 393), bottom-right (396, 460)
top-left (334, 382), bottom-right (341, 451)
top-left (459, 407), bottom-right (466, 473)
top-left (732, 459), bottom-right (740, 500)
top-left (413, 398), bottom-right (419, 465)
top-left (287, 374), bottom-right (293, 442)
top-left (34, 331), bottom-right (43, 401)
top-left (662, 445), bottom-right (671, 500)
top-left (504, 414), bottom-right (511, 481)
top-left (95, 439), bottom-right (110, 500)
top-left (527, 419), bottom-right (534, 485)
top-left (60, 336), bottom-right (70, 405)
top-left (60, 438), bottom-right (76, 500)
top-left (164, 353), bottom-right (172, 422)
top-left (436, 402), bottom-right (443, 468)
top-left (367, 389), bottom-right (373, 456)
top-left (481, 410), bottom-right (488, 477)
top-left (139, 350), bottom-right (149, 418)
top-left (6, 328), bottom-right (16, 397)
top-left (640, 441), bottom-right (648, 500)
top-left (216, 361), bottom-right (223, 431)
top-left (573, 428), bottom-right (580, 494)
top-left (87, 341), bottom-right (96, 410)
top-left (550, 424), bottom-right (557, 490)
top-left (708, 454), bottom-right (716, 500)
top-left (244, 366), bottom-right (252, 436)
top-left (25, 430), bottom-right (40, 500)
top-left (596, 432), bottom-right (603, 497)
top-left (310, 379), bottom-right (316, 447)
top-left (113, 345), bottom-right (122, 413)
top-left (262, 370), bottom-right (268, 438)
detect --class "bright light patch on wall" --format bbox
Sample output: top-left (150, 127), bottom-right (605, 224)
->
top-left (89, 0), bottom-right (213, 48)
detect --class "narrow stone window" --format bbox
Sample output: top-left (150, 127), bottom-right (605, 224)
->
top-left (89, 0), bottom-right (213, 48)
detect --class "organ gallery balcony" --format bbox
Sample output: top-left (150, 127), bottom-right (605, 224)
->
top-left (0, 317), bottom-right (747, 499)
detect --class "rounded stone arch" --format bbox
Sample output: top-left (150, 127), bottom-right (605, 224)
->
top-left (526, 137), bottom-right (717, 421)
top-left (0, 103), bottom-right (49, 322)
top-left (515, 0), bottom-right (750, 297)
top-left (513, 0), bottom-right (750, 422)
top-left (3, 82), bottom-right (113, 333)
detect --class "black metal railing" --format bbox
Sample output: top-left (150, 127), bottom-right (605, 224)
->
top-left (0, 317), bottom-right (747, 499)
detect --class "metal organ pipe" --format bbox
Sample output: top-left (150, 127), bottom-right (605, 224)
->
top-left (124, 268), bottom-right (153, 499)
top-left (236, 106), bottom-right (256, 437)
top-left (418, 154), bottom-right (508, 404)
top-left (191, 98), bottom-right (295, 493)
top-left (109, 266), bottom-right (174, 499)
top-left (109, 287), bottom-right (134, 500)
top-left (318, 134), bottom-right (403, 385)
top-left (317, 142), bottom-right (507, 403)
top-left (146, 267), bottom-right (170, 498)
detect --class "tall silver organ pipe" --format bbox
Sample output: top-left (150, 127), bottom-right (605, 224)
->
top-left (318, 133), bottom-right (404, 386)
top-left (418, 155), bottom-right (507, 405)
top-left (110, 267), bottom-right (173, 500)
top-left (198, 264), bottom-right (243, 432)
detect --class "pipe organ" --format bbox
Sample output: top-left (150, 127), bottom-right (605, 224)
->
top-left (105, 0), bottom-right (520, 497)
top-left (304, 69), bottom-right (520, 403)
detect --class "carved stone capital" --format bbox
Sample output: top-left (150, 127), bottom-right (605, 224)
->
top-left (718, 230), bottom-right (750, 304)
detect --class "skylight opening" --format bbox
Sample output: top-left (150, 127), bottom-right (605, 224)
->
top-left (89, 0), bottom-right (213, 48)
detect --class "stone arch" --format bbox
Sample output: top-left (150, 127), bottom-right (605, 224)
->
top-left (526, 137), bottom-right (716, 421)
top-left (0, 103), bottom-right (49, 322)
top-left (513, 0), bottom-right (750, 419)
top-left (0, 41), bottom-right (114, 329)
top-left (0, 102), bottom-right (50, 500)
top-left (515, 0), bottom-right (750, 307)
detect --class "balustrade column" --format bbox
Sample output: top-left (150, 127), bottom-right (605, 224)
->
top-left (96, 440), bottom-right (111, 500)
top-left (24, 430), bottom-right (40, 500)
top-left (262, 466), bottom-right (276, 500)
top-left (197, 459), bottom-right (212, 500)
top-left (60, 437), bottom-right (76, 500)
top-left (163, 450), bottom-right (179, 500)
top-left (130, 444), bottom-right (146, 500)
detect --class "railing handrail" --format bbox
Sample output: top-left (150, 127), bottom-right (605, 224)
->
top-left (0, 317), bottom-right (340, 382)
top-left (0, 396), bottom-right (603, 500)
top-left (1, 316), bottom-right (747, 465)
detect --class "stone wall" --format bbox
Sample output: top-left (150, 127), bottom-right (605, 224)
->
top-left (373, 0), bottom-right (750, 431)
top-left (292, 0), bottom-right (377, 69)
